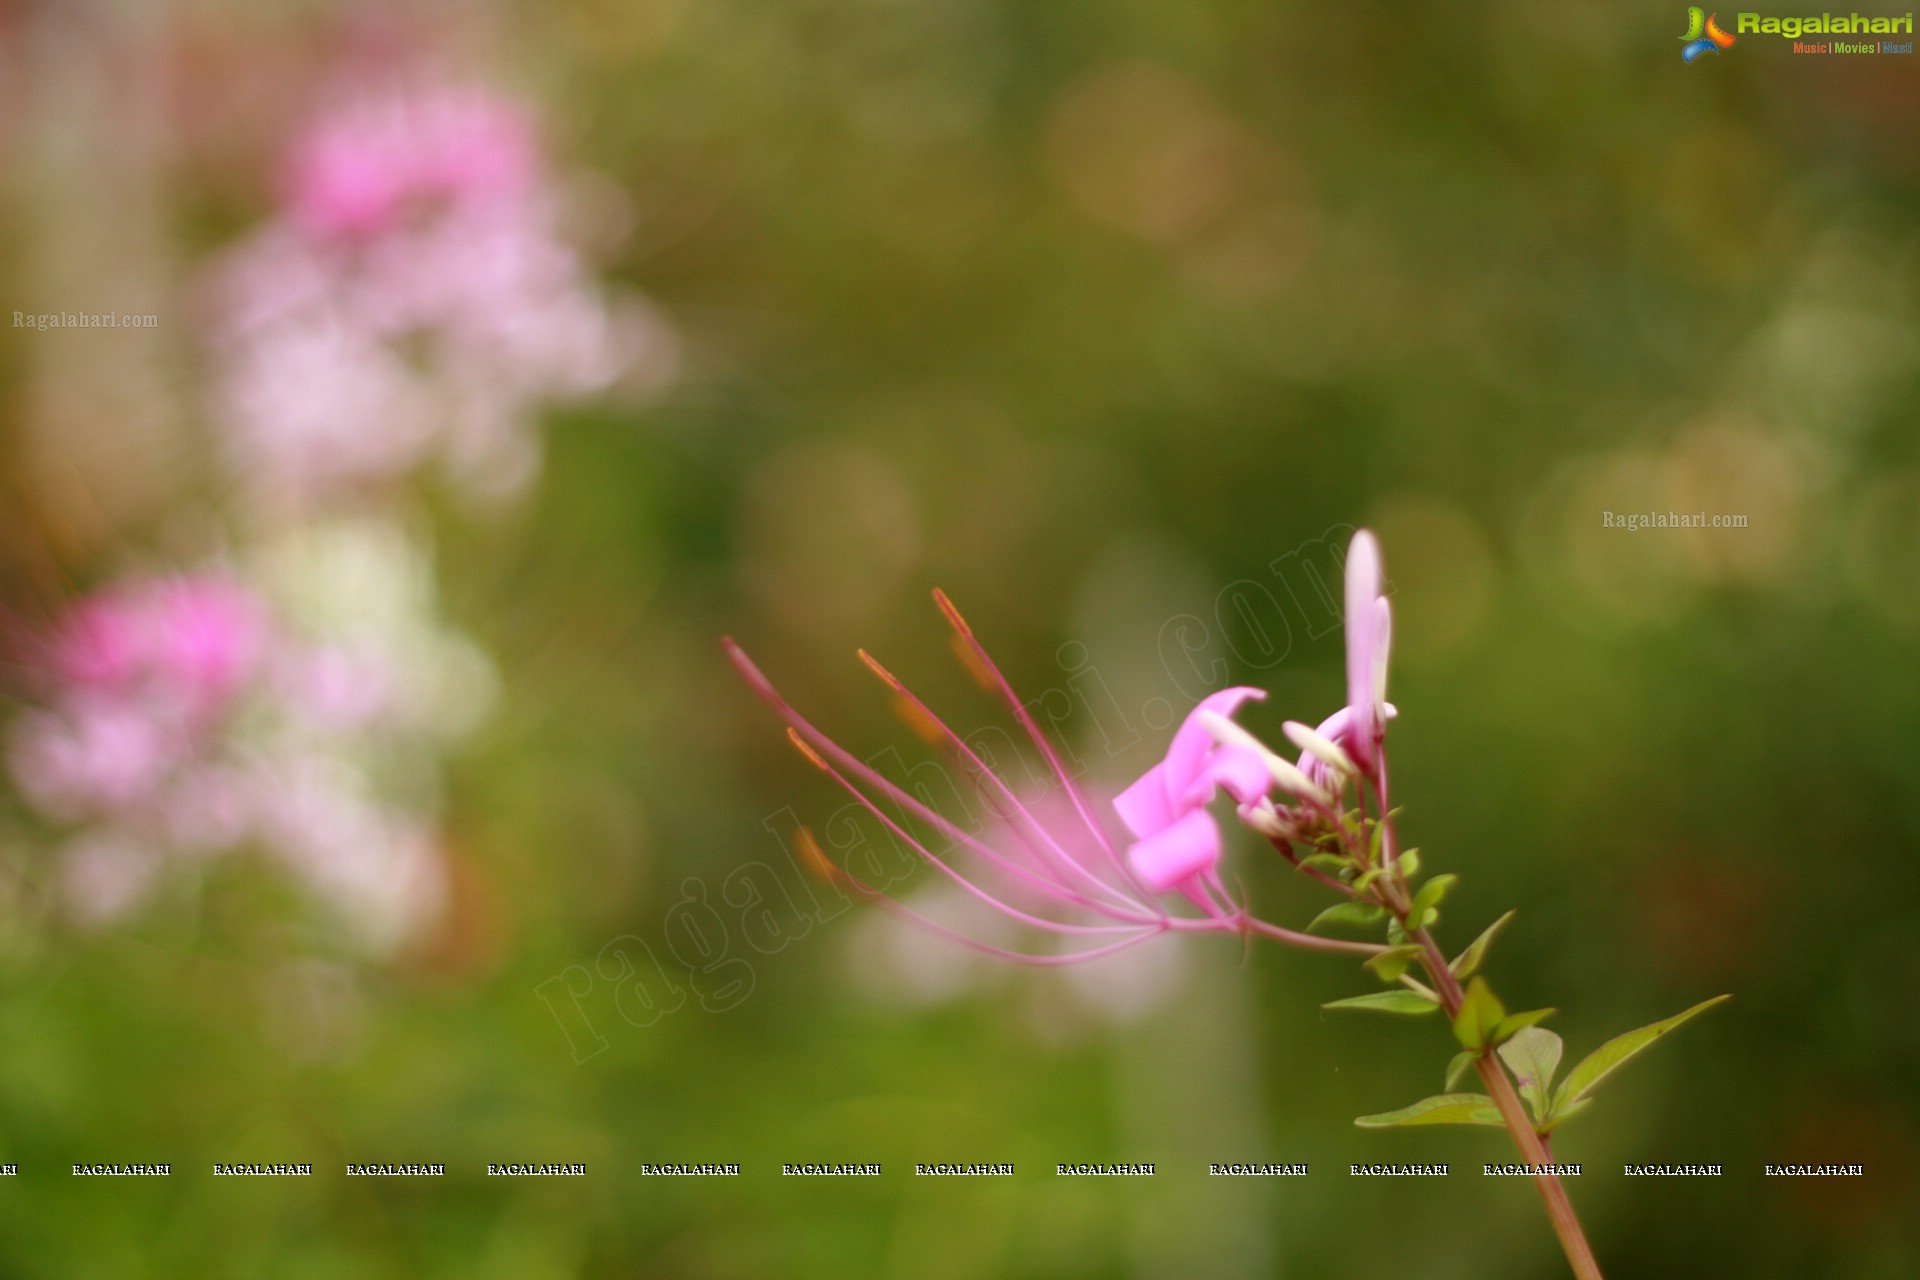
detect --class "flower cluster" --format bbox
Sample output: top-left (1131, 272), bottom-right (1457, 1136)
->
top-left (724, 534), bottom-right (1398, 965)
top-left (8, 523), bottom-right (492, 951)
top-left (203, 79), bottom-right (677, 507)
top-left (4, 65), bottom-right (644, 954)
top-left (1117, 528), bottom-right (1397, 894)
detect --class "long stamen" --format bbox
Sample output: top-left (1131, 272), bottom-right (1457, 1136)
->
top-left (856, 648), bottom-right (1147, 915)
top-left (786, 730), bottom-right (1150, 937)
top-left (795, 827), bottom-right (1170, 967)
top-left (731, 641), bottom-right (1100, 905)
top-left (861, 890), bottom-right (1167, 967)
top-left (929, 590), bottom-right (1159, 908)
top-left (730, 638), bottom-right (1159, 922)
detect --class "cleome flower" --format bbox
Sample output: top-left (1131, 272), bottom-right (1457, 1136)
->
top-left (726, 591), bottom-right (1384, 964)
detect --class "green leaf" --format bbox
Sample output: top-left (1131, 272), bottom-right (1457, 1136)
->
top-left (1387, 917), bottom-right (1409, 946)
top-left (1491, 1008), bottom-right (1557, 1045)
top-left (1444, 1050), bottom-right (1477, 1090)
top-left (1540, 1096), bottom-right (1594, 1133)
top-left (1451, 976), bottom-right (1506, 1052)
top-left (1355, 1093), bottom-right (1504, 1128)
top-left (1395, 848), bottom-right (1421, 880)
top-left (1307, 902), bottom-right (1386, 933)
top-left (1450, 910), bottom-right (1516, 981)
top-left (1497, 1027), bottom-right (1564, 1121)
top-left (1352, 868), bottom-right (1386, 894)
top-left (1363, 944), bottom-right (1424, 984)
top-left (1299, 853), bottom-right (1348, 874)
top-left (1323, 990), bottom-right (1440, 1015)
top-left (1410, 873), bottom-right (1458, 919)
top-left (1553, 995), bottom-right (1732, 1113)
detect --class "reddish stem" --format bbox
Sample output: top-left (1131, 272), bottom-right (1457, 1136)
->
top-left (1410, 930), bottom-right (1605, 1280)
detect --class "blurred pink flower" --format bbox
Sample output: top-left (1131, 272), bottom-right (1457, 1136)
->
top-left (48, 576), bottom-right (267, 718)
top-left (202, 79), bottom-right (672, 508)
top-left (281, 87), bottom-right (537, 239)
top-left (6, 530), bottom-right (484, 951)
top-left (11, 702), bottom-right (177, 819)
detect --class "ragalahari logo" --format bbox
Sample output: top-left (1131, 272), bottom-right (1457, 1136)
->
top-left (1682, 8), bottom-right (1739, 59)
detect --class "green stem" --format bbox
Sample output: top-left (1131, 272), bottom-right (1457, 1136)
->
top-left (1411, 925), bottom-right (1605, 1280)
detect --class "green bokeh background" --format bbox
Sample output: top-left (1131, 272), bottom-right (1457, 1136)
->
top-left (2, 1), bottom-right (1917, 1276)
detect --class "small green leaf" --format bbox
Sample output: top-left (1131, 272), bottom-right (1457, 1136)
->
top-left (1399, 975), bottom-right (1440, 1002)
top-left (1450, 910), bottom-right (1516, 981)
top-left (1353, 868), bottom-right (1386, 893)
top-left (1553, 995), bottom-right (1732, 1113)
top-left (1363, 944), bottom-right (1424, 984)
top-left (1299, 853), bottom-right (1348, 874)
top-left (1324, 990), bottom-right (1439, 1015)
top-left (1451, 976), bottom-right (1507, 1052)
top-left (1411, 873), bottom-right (1458, 919)
top-left (1491, 1008), bottom-right (1557, 1045)
top-left (1387, 917), bottom-right (1409, 946)
top-left (1444, 1050), bottom-right (1477, 1090)
top-left (1307, 902), bottom-right (1386, 933)
top-left (1355, 1093), bottom-right (1504, 1128)
top-left (1497, 1027), bottom-right (1564, 1121)
top-left (1395, 848), bottom-right (1421, 880)
top-left (1540, 1096), bottom-right (1594, 1133)
top-left (1412, 907), bottom-right (1438, 930)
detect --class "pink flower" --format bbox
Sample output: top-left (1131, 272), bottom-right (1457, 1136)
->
top-left (1342, 529), bottom-right (1393, 772)
top-left (281, 87), bottom-right (537, 240)
top-left (49, 576), bottom-right (266, 716)
top-left (202, 80), bottom-right (665, 508)
top-left (1290, 701), bottom-right (1397, 794)
top-left (728, 593), bottom-right (1384, 964)
top-left (10, 574), bottom-right (267, 824)
top-left (143, 578), bottom-right (270, 713)
top-left (10, 703), bottom-right (175, 817)
top-left (1112, 688), bottom-right (1272, 914)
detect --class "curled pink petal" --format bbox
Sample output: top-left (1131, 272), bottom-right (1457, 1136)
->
top-left (1163, 686), bottom-right (1265, 797)
top-left (1114, 762), bottom-right (1177, 841)
top-left (1126, 808), bottom-right (1220, 894)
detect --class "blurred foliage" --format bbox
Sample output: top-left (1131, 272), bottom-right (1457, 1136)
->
top-left (2, 0), bottom-right (1918, 1277)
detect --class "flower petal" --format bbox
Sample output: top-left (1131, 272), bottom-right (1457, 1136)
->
top-left (1126, 808), bottom-right (1220, 894)
top-left (1343, 531), bottom-right (1383, 764)
top-left (1113, 761), bottom-right (1178, 841)
top-left (1300, 702), bottom-right (1398, 790)
top-left (1163, 686), bottom-right (1265, 794)
top-left (1372, 596), bottom-right (1392, 710)
top-left (1197, 742), bottom-right (1272, 809)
